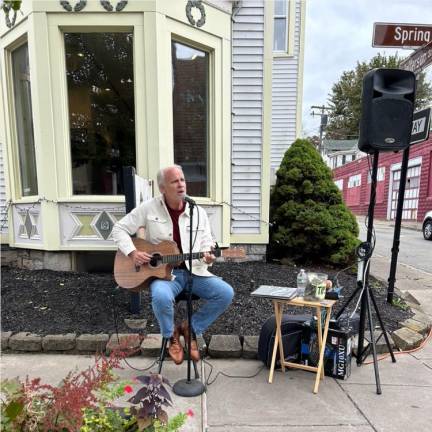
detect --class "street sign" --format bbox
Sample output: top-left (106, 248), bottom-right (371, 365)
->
top-left (410, 107), bottom-right (431, 145)
top-left (373, 23), bottom-right (432, 48)
top-left (400, 40), bottom-right (432, 74)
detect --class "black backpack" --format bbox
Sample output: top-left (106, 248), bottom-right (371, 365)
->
top-left (258, 314), bottom-right (310, 368)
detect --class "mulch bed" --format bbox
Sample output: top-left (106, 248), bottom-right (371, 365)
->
top-left (1, 261), bottom-right (412, 338)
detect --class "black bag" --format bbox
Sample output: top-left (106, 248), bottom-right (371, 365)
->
top-left (258, 314), bottom-right (310, 368)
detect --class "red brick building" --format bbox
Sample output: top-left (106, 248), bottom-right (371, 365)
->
top-left (333, 136), bottom-right (432, 222)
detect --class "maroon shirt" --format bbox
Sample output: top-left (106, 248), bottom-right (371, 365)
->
top-left (165, 200), bottom-right (186, 253)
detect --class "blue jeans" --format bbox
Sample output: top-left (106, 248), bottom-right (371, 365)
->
top-left (150, 269), bottom-right (234, 338)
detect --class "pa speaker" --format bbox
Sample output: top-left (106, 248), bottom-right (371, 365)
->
top-left (358, 68), bottom-right (416, 154)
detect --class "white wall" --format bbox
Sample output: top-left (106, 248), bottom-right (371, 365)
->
top-left (271, 0), bottom-right (303, 170)
top-left (231, 0), bottom-right (265, 234)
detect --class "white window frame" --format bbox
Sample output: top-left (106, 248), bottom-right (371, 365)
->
top-left (4, 32), bottom-right (39, 201)
top-left (348, 174), bottom-right (361, 188)
top-left (273, 0), bottom-right (295, 56)
top-left (367, 167), bottom-right (386, 183)
top-left (334, 179), bottom-right (343, 191)
top-left (46, 13), bottom-right (144, 201)
top-left (171, 38), bottom-right (211, 198)
top-left (63, 30), bottom-right (136, 197)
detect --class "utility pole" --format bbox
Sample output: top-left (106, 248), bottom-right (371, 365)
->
top-left (311, 105), bottom-right (332, 155)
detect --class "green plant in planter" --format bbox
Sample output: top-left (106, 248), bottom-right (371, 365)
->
top-left (127, 374), bottom-right (187, 432)
top-left (0, 353), bottom-right (130, 431)
top-left (1, 362), bottom-right (191, 431)
top-left (80, 382), bottom-right (137, 431)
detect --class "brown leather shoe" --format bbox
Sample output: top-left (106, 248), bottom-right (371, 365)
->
top-left (168, 327), bottom-right (184, 365)
top-left (179, 321), bottom-right (200, 362)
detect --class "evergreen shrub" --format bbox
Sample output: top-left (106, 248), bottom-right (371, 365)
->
top-left (269, 139), bottom-right (359, 266)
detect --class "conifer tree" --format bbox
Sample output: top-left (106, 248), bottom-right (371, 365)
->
top-left (269, 139), bottom-right (359, 266)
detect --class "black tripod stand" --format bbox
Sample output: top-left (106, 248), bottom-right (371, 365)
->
top-left (172, 199), bottom-right (205, 397)
top-left (336, 151), bottom-right (396, 395)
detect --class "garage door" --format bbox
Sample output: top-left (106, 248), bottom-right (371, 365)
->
top-left (390, 164), bottom-right (421, 220)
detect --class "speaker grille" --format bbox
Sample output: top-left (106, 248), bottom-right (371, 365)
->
top-left (369, 98), bottom-right (413, 151)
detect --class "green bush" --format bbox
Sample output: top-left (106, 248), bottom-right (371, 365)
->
top-left (269, 139), bottom-right (359, 266)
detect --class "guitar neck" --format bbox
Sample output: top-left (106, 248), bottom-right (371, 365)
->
top-left (161, 251), bottom-right (206, 264)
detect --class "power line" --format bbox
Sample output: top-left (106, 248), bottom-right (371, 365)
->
top-left (310, 105), bottom-right (332, 154)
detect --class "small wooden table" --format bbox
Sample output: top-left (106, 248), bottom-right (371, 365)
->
top-left (268, 296), bottom-right (336, 394)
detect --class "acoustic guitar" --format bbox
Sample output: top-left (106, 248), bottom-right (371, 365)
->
top-left (114, 238), bottom-right (245, 290)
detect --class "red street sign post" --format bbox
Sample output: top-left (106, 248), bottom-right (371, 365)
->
top-left (400, 40), bottom-right (432, 74)
top-left (373, 23), bottom-right (432, 48)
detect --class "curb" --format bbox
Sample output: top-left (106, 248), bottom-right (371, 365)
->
top-left (356, 216), bottom-right (422, 232)
top-left (3, 318), bottom-right (430, 357)
top-left (1, 332), bottom-right (259, 359)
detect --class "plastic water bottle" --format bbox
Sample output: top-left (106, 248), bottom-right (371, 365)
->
top-left (296, 269), bottom-right (308, 297)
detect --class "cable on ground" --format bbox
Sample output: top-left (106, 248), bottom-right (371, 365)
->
top-left (111, 288), bottom-right (159, 372)
top-left (202, 357), bottom-right (265, 386)
top-left (363, 327), bottom-right (432, 365)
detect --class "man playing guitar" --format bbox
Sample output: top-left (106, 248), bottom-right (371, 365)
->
top-left (112, 165), bottom-right (234, 365)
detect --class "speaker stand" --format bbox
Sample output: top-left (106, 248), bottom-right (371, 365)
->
top-left (387, 146), bottom-right (410, 303)
top-left (336, 151), bottom-right (395, 394)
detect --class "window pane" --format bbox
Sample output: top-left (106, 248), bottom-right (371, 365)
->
top-left (172, 41), bottom-right (209, 197)
top-left (273, 18), bottom-right (287, 51)
top-left (274, 0), bottom-right (287, 16)
top-left (65, 33), bottom-right (136, 195)
top-left (12, 43), bottom-right (38, 196)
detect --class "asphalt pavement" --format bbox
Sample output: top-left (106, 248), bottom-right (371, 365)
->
top-left (357, 216), bottom-right (432, 316)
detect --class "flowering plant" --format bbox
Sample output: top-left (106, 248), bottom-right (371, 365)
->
top-left (1, 352), bottom-right (191, 431)
top-left (0, 352), bottom-right (130, 431)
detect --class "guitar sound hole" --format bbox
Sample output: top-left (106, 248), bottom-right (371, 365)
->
top-left (149, 253), bottom-right (162, 268)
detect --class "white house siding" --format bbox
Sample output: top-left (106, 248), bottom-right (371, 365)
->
top-left (271, 0), bottom-right (302, 171)
top-left (231, 0), bottom-right (264, 234)
top-left (0, 140), bottom-right (8, 236)
top-left (205, 0), bottom-right (232, 13)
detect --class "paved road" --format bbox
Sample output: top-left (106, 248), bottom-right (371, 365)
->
top-left (358, 219), bottom-right (432, 275)
top-left (357, 218), bottom-right (432, 315)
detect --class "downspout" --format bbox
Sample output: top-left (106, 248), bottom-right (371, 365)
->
top-left (230, 1), bottom-right (242, 234)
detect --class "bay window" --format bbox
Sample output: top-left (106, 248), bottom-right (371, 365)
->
top-left (171, 40), bottom-right (209, 197)
top-left (12, 42), bottom-right (38, 196)
top-left (64, 32), bottom-right (136, 195)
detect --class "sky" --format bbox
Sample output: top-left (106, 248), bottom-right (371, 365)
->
top-left (301, 0), bottom-right (432, 137)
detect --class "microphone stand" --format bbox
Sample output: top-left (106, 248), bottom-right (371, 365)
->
top-left (172, 199), bottom-right (205, 397)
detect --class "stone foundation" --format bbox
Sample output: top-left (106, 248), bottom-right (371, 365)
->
top-left (1, 243), bottom-right (268, 271)
top-left (230, 243), bottom-right (267, 262)
top-left (1, 246), bottom-right (73, 271)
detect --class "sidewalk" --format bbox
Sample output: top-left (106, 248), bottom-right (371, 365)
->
top-left (357, 215), bottom-right (422, 232)
top-left (2, 342), bottom-right (432, 431)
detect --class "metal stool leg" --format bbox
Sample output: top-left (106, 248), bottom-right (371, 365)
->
top-left (158, 337), bottom-right (169, 374)
top-left (193, 360), bottom-right (199, 379)
top-left (184, 347), bottom-right (200, 379)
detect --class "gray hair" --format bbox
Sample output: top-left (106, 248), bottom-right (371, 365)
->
top-left (156, 165), bottom-right (184, 187)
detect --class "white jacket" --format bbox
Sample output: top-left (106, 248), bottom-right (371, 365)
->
top-left (112, 195), bottom-right (215, 277)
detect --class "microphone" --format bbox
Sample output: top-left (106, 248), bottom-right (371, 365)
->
top-left (182, 194), bottom-right (196, 205)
